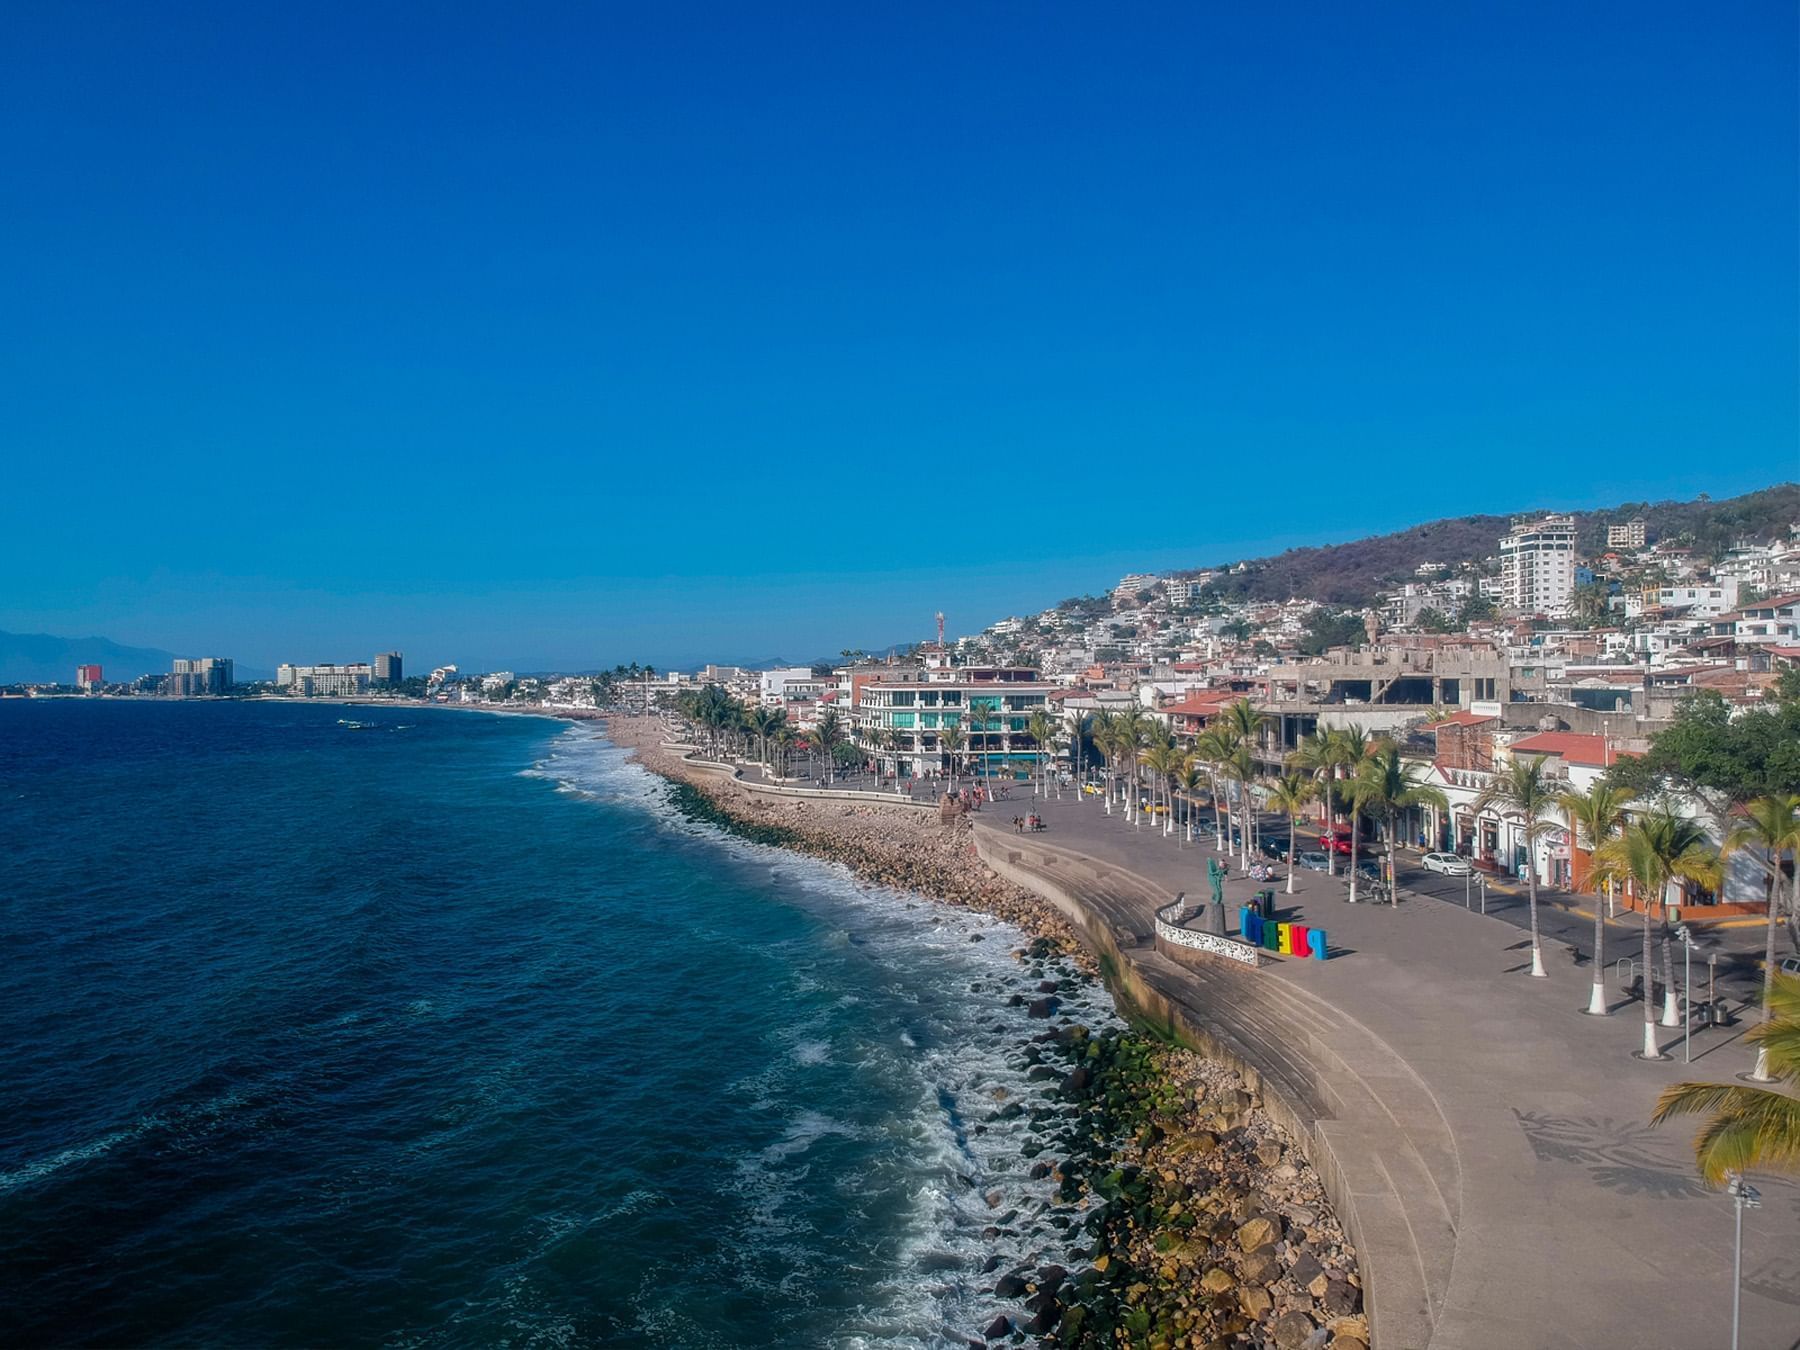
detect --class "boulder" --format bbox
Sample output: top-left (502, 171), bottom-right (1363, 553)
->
top-left (1289, 1251), bottom-right (1325, 1289)
top-left (1235, 1215), bottom-right (1281, 1251)
top-left (1321, 1279), bottom-right (1360, 1316)
top-left (993, 1272), bottom-right (1029, 1299)
top-left (1200, 1267), bottom-right (1236, 1295)
top-left (1238, 1286), bottom-right (1273, 1319)
top-left (1269, 1310), bottom-right (1316, 1348)
top-left (1027, 997), bottom-right (1058, 1018)
top-left (1238, 1246), bottom-right (1280, 1285)
top-left (1256, 1140), bottom-right (1283, 1167)
top-left (981, 1314), bottom-right (1011, 1340)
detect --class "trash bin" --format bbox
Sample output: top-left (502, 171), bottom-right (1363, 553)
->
top-left (1256, 890), bottom-right (1275, 919)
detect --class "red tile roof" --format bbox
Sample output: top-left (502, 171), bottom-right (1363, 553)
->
top-left (1433, 710), bottom-right (1497, 727)
top-left (1158, 690), bottom-right (1237, 716)
top-left (1508, 731), bottom-right (1637, 768)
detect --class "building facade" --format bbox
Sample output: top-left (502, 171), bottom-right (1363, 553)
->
top-left (169, 657), bottom-right (233, 696)
top-left (277, 662), bottom-right (372, 696)
top-left (1499, 514), bottom-right (1577, 617)
top-left (1605, 518), bottom-right (1647, 550)
top-left (373, 652), bottom-right (403, 686)
top-left (76, 664), bottom-right (103, 691)
top-left (855, 660), bottom-right (1056, 778)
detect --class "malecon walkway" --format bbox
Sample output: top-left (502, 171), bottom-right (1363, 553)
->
top-left (971, 793), bottom-right (1800, 1350)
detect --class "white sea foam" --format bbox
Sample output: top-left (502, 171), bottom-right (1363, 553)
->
top-left (533, 724), bottom-right (1127, 1344)
top-left (0, 1086), bottom-right (256, 1194)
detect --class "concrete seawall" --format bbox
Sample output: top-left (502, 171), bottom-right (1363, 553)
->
top-left (971, 827), bottom-right (1425, 1350)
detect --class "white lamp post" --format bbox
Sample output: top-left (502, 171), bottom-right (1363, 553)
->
top-left (1726, 1171), bottom-right (1761, 1350)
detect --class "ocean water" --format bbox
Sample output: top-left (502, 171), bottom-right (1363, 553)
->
top-left (0, 701), bottom-right (1116, 1347)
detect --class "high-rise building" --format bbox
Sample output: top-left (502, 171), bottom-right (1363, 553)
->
top-left (76, 664), bottom-right (103, 691)
top-left (168, 657), bottom-right (233, 696)
top-left (373, 652), bottom-right (403, 686)
top-left (1499, 515), bottom-right (1577, 617)
top-left (1606, 517), bottom-right (1647, 550)
top-left (277, 662), bottom-right (372, 696)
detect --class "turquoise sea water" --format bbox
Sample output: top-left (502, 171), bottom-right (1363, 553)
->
top-left (0, 701), bottom-right (1112, 1346)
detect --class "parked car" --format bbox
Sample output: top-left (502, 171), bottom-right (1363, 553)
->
top-left (1318, 826), bottom-right (1366, 857)
top-left (1421, 852), bottom-right (1472, 876)
top-left (1259, 836), bottom-right (1292, 861)
top-left (1780, 956), bottom-right (1800, 978)
top-left (1297, 851), bottom-right (1331, 872)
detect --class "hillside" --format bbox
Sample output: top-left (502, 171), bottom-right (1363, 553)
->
top-left (0, 630), bottom-right (179, 686)
top-left (1196, 483), bottom-right (1798, 608)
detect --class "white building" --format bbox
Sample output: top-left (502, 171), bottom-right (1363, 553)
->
top-left (758, 667), bottom-right (824, 706)
top-left (1606, 518), bottom-right (1647, 550)
top-left (1499, 514), bottom-right (1577, 617)
top-left (1113, 574), bottom-right (1160, 603)
top-left (855, 660), bottom-right (1058, 779)
top-left (278, 662), bottom-right (372, 696)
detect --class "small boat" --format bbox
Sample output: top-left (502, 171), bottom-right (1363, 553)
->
top-left (338, 718), bottom-right (378, 730)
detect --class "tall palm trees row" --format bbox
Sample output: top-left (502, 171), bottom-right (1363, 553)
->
top-left (670, 686), bottom-right (849, 782)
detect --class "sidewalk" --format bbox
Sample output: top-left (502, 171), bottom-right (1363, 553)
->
top-left (975, 793), bottom-right (1800, 1350)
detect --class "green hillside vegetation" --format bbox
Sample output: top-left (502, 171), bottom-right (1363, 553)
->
top-left (1196, 484), bottom-right (1797, 609)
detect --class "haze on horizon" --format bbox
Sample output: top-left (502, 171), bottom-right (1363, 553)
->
top-left (3, 4), bottom-right (1795, 674)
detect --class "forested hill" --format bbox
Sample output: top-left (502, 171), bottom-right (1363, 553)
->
top-left (1194, 483), bottom-right (1799, 608)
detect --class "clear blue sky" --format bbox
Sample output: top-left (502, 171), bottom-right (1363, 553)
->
top-left (3, 4), bottom-right (1795, 673)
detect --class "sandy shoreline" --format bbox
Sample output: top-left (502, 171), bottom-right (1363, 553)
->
top-left (604, 715), bottom-right (1367, 1349)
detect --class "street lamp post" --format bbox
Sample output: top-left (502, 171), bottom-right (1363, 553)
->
top-left (1680, 925), bottom-right (1693, 1064)
top-left (1727, 1172), bottom-right (1762, 1350)
top-left (1464, 868), bottom-right (1471, 910)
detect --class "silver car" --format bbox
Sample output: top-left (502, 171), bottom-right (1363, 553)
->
top-left (1297, 850), bottom-right (1331, 872)
top-left (1421, 852), bottom-right (1471, 876)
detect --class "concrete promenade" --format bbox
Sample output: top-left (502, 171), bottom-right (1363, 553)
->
top-left (974, 793), bottom-right (1800, 1350)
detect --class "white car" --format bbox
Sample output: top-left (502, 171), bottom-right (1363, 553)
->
top-left (1421, 852), bottom-right (1472, 876)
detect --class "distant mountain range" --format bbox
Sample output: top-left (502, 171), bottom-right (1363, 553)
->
top-left (1185, 483), bottom-right (1799, 609)
top-left (0, 631), bottom-right (274, 686)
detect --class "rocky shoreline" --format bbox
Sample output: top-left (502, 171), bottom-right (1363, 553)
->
top-left (605, 716), bottom-right (1366, 1349)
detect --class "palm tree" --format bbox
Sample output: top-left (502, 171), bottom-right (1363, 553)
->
top-left (963, 697), bottom-right (996, 783)
top-left (1090, 713), bottom-right (1121, 813)
top-left (939, 724), bottom-right (965, 786)
top-left (1112, 706), bottom-right (1152, 821)
top-left (1651, 971), bottom-right (1800, 1183)
top-left (1175, 758), bottom-right (1207, 841)
top-left (1591, 808), bottom-right (1724, 1060)
top-left (1287, 730), bottom-right (1340, 871)
top-left (1561, 782), bottom-right (1636, 1017)
top-left (1329, 724), bottom-right (1373, 882)
top-left (1220, 740), bottom-right (1257, 868)
top-left (1473, 754), bottom-right (1562, 976)
top-left (1192, 727), bottom-right (1234, 850)
top-left (1267, 773), bottom-right (1318, 895)
top-left (1726, 794), bottom-right (1800, 1081)
top-left (1140, 738), bottom-right (1182, 835)
top-left (1025, 710), bottom-right (1060, 798)
top-left (1355, 743), bottom-right (1449, 907)
top-left (772, 723), bottom-right (797, 777)
top-left (814, 709), bottom-right (845, 784)
top-left (1065, 710), bottom-right (1089, 793)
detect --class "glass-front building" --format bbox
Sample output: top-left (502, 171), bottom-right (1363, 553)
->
top-left (855, 666), bottom-right (1057, 778)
